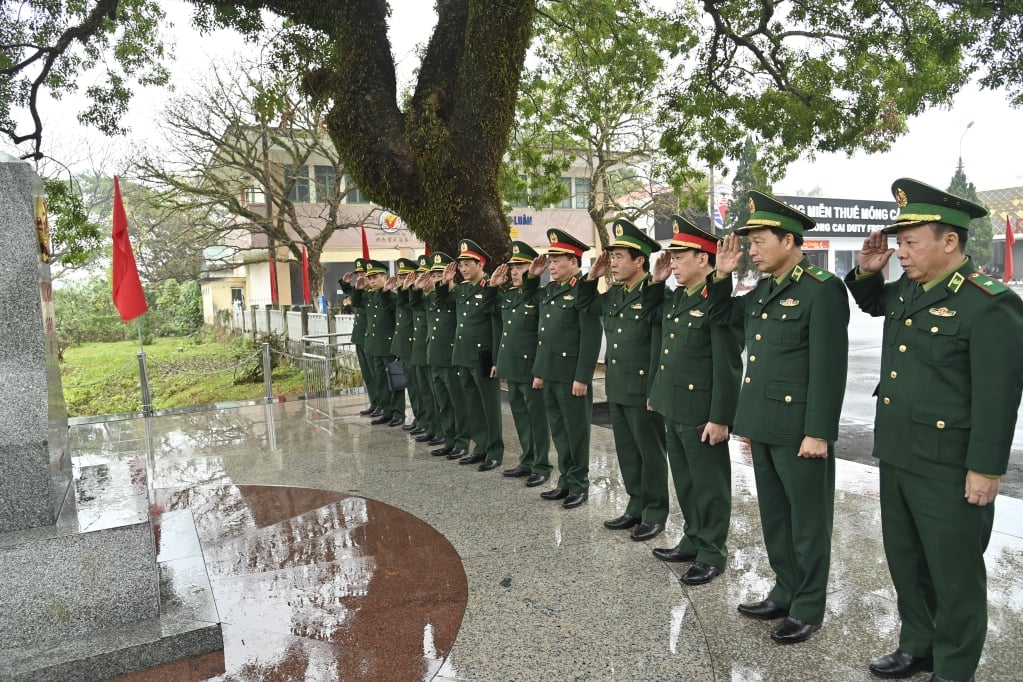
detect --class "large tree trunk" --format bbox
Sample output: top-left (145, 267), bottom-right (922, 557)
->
top-left (217, 0), bottom-right (537, 265)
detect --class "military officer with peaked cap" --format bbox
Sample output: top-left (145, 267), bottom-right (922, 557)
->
top-left (710, 192), bottom-right (849, 644)
top-left (389, 258), bottom-right (423, 433)
top-left (406, 255), bottom-right (439, 444)
top-left (529, 229), bottom-right (602, 508)
top-left (438, 239), bottom-right (505, 470)
top-left (846, 179), bottom-right (1023, 682)
top-left (340, 259), bottom-right (381, 417)
top-left (580, 218), bottom-right (669, 541)
top-left (359, 259), bottom-right (407, 426)
top-left (489, 241), bottom-right (552, 487)
top-left (648, 216), bottom-right (743, 585)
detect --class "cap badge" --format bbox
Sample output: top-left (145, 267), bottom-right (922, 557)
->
top-left (460, 242), bottom-right (468, 252)
top-left (434, 255), bottom-right (441, 263)
top-left (895, 188), bottom-right (908, 208)
top-left (672, 220), bottom-right (679, 234)
top-left (615, 224), bottom-right (624, 237)
top-left (512, 245), bottom-right (520, 254)
top-left (548, 231), bottom-right (557, 244)
top-left (749, 197), bottom-right (756, 213)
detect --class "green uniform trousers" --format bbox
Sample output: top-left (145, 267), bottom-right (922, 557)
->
top-left (457, 367), bottom-right (504, 460)
top-left (431, 366), bottom-right (466, 450)
top-left (750, 439), bottom-right (834, 626)
top-left (411, 364), bottom-right (436, 434)
top-left (609, 402), bottom-right (668, 523)
top-left (404, 361), bottom-right (422, 427)
top-left (369, 354), bottom-right (405, 419)
top-left (356, 345), bottom-right (378, 409)
top-left (880, 462), bottom-right (993, 680)
top-left (666, 418), bottom-right (731, 568)
top-left (506, 380), bottom-right (551, 475)
top-left (544, 379), bottom-right (592, 494)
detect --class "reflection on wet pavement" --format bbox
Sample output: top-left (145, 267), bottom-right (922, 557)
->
top-left (70, 395), bottom-right (1023, 681)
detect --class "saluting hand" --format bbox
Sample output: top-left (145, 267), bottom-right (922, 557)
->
top-left (528, 254), bottom-right (547, 278)
top-left (490, 264), bottom-right (509, 287)
top-left (652, 252), bottom-right (672, 283)
top-left (342, 271), bottom-right (354, 284)
top-left (442, 261), bottom-right (457, 284)
top-left (716, 233), bottom-right (742, 277)
top-left (414, 271), bottom-right (431, 289)
top-left (401, 272), bottom-right (416, 289)
top-left (857, 230), bottom-right (895, 274)
top-left (587, 251), bottom-right (610, 281)
top-left (383, 275), bottom-right (399, 292)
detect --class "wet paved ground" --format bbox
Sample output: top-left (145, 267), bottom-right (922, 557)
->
top-left (70, 389), bottom-right (1023, 682)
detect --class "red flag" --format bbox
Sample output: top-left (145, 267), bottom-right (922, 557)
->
top-left (1006, 215), bottom-right (1016, 283)
top-left (425, 244), bottom-right (431, 257)
top-left (111, 176), bottom-right (148, 322)
top-left (360, 226), bottom-right (370, 260)
top-left (268, 250), bottom-right (279, 305)
top-left (301, 245), bottom-right (312, 304)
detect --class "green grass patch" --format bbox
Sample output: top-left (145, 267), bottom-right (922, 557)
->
top-left (60, 331), bottom-right (308, 417)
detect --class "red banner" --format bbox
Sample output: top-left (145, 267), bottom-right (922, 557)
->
top-left (111, 176), bottom-right (148, 322)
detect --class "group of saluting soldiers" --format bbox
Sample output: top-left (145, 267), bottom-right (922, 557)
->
top-left (339, 178), bottom-right (1023, 682)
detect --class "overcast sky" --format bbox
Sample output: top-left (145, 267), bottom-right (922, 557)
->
top-left (30, 1), bottom-right (1023, 202)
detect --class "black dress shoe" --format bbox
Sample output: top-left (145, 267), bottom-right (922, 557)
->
top-left (414, 432), bottom-right (435, 442)
top-left (370, 416), bottom-right (390, 425)
top-left (630, 522), bottom-right (665, 542)
top-left (446, 448), bottom-right (468, 460)
top-left (737, 598), bottom-right (789, 620)
top-left (402, 423), bottom-right (417, 431)
top-left (603, 513), bottom-right (641, 530)
top-left (459, 453), bottom-right (486, 465)
top-left (359, 406), bottom-right (377, 416)
top-left (369, 408), bottom-right (384, 418)
top-left (428, 436), bottom-right (447, 446)
top-left (409, 427), bottom-right (427, 435)
top-left (928, 675), bottom-right (973, 682)
top-left (562, 492), bottom-right (588, 508)
top-left (502, 466), bottom-right (531, 478)
top-left (387, 416), bottom-right (405, 427)
top-left (431, 445), bottom-right (454, 456)
top-left (770, 616), bottom-right (820, 644)
top-left (679, 561), bottom-right (723, 585)
top-left (652, 546), bottom-right (697, 563)
top-left (525, 473), bottom-right (549, 487)
top-left (868, 649), bottom-right (933, 679)
top-left (540, 487), bottom-right (569, 500)
top-left (478, 460), bottom-right (499, 471)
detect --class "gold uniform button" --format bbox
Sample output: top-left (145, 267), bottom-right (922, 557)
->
top-left (669, 333), bottom-right (675, 339)
top-left (688, 384), bottom-right (694, 390)
top-left (898, 345), bottom-right (907, 353)
top-left (755, 333), bottom-right (762, 341)
top-left (673, 317), bottom-right (679, 323)
top-left (905, 319), bottom-right (912, 327)
top-left (749, 355), bottom-right (756, 362)
top-left (931, 326), bottom-right (938, 333)
top-left (611, 359), bottom-right (617, 365)
top-left (561, 352), bottom-right (568, 357)
top-left (617, 328), bottom-right (622, 333)
top-left (507, 320), bottom-right (512, 325)
top-left (664, 349), bottom-right (669, 355)
top-left (660, 364), bottom-right (665, 371)
top-left (523, 354), bottom-right (528, 359)
top-left (744, 377), bottom-right (751, 384)
top-left (639, 370), bottom-right (645, 376)
top-left (890, 371), bottom-right (897, 379)
top-left (784, 395), bottom-right (792, 403)
top-left (883, 397), bottom-right (891, 405)
top-left (546, 313), bottom-right (551, 318)
top-left (503, 331), bottom-right (508, 336)
top-left (761, 313), bottom-right (768, 319)
top-left (936, 420), bottom-right (946, 429)
top-left (613, 343), bottom-right (618, 349)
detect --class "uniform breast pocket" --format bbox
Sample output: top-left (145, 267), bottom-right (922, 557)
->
top-left (768, 308), bottom-right (804, 346)
top-left (915, 320), bottom-right (962, 366)
top-left (678, 315), bottom-right (707, 344)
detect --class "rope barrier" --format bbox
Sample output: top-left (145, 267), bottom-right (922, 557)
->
top-left (146, 349), bottom-right (263, 377)
top-left (62, 359), bottom-right (137, 389)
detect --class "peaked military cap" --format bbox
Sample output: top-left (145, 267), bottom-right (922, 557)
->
top-left (508, 240), bottom-right (538, 263)
top-left (545, 228), bottom-right (589, 258)
top-left (736, 191), bottom-right (816, 236)
top-left (667, 214), bottom-right (721, 254)
top-left (458, 239), bottom-right (490, 265)
top-left (416, 254), bottom-right (431, 272)
top-left (883, 177), bottom-right (988, 234)
top-left (429, 252), bottom-right (454, 271)
top-left (609, 218), bottom-right (661, 257)
top-left (396, 258), bottom-right (418, 274)
top-left (353, 258), bottom-right (366, 273)
top-left (364, 259), bottom-right (389, 275)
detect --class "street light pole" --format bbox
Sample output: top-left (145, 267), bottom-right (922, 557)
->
top-left (958, 121), bottom-right (974, 163)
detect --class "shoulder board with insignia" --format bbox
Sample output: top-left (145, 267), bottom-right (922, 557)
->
top-left (479, 278), bottom-right (487, 287)
top-left (803, 265), bottom-right (834, 282)
top-left (966, 272), bottom-right (1010, 296)
top-left (569, 276), bottom-right (577, 287)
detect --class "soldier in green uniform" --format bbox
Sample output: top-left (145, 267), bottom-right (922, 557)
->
top-left (489, 241), bottom-right (552, 487)
top-left (648, 217), bottom-right (743, 585)
top-left (581, 219), bottom-right (668, 541)
top-left (407, 255), bottom-right (439, 444)
top-left (340, 259), bottom-right (381, 417)
top-left (359, 259), bottom-right (406, 427)
top-left (845, 179), bottom-right (1023, 682)
top-left (438, 240), bottom-right (505, 470)
top-left (529, 229), bottom-right (602, 508)
top-left (710, 192), bottom-right (849, 644)
top-left (418, 252), bottom-right (469, 459)
top-left (387, 258), bottom-right (420, 433)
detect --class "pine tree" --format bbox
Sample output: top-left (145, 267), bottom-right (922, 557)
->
top-left (947, 160), bottom-right (993, 268)
top-left (727, 137), bottom-right (772, 279)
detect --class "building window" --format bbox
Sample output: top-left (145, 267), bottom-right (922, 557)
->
top-left (244, 186), bottom-right (265, 204)
top-left (344, 174), bottom-right (368, 204)
top-left (285, 165), bottom-right (310, 203)
top-left (574, 177), bottom-right (590, 210)
top-left (313, 165), bottom-right (337, 203)
top-left (555, 177), bottom-right (572, 209)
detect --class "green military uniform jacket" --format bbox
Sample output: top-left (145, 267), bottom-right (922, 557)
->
top-left (494, 280), bottom-right (542, 384)
top-left (845, 261), bottom-right (1023, 480)
top-left (408, 288), bottom-right (430, 366)
top-left (389, 288), bottom-right (415, 360)
top-left (343, 281), bottom-right (367, 345)
top-left (531, 274), bottom-right (602, 383)
top-left (707, 256), bottom-right (849, 444)
top-left (423, 287), bottom-right (457, 368)
top-left (581, 275), bottom-right (664, 408)
top-left (438, 278), bottom-right (498, 369)
top-left (362, 288), bottom-right (397, 357)
top-left (649, 281), bottom-right (744, 425)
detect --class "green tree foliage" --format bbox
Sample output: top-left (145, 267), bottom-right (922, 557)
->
top-left (947, 159), bottom-right (993, 267)
top-left (43, 176), bottom-right (103, 272)
top-left (53, 274), bottom-right (125, 344)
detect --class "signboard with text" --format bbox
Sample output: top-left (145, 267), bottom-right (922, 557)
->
top-left (776, 195), bottom-right (898, 238)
